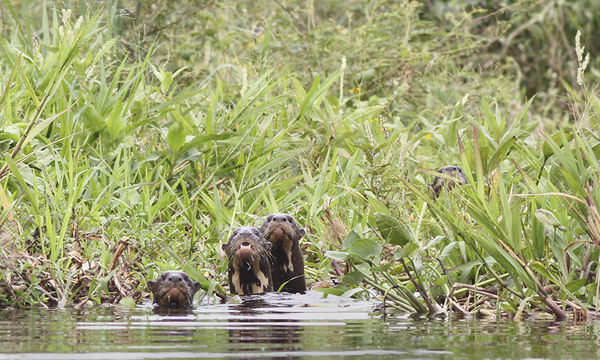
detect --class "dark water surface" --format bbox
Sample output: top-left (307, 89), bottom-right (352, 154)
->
top-left (1, 292), bottom-right (599, 359)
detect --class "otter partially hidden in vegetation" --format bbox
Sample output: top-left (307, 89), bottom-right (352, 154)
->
top-left (148, 270), bottom-right (201, 309)
top-left (428, 165), bottom-right (468, 198)
top-left (222, 226), bottom-right (273, 295)
top-left (260, 213), bottom-right (307, 293)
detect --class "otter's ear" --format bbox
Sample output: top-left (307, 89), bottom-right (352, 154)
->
top-left (193, 281), bottom-right (201, 293)
top-left (220, 243), bottom-right (228, 259)
top-left (298, 228), bottom-right (306, 238)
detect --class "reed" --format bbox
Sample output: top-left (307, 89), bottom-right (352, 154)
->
top-left (0, 0), bottom-right (599, 319)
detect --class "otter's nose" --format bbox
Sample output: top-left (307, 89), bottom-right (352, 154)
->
top-left (168, 275), bottom-right (182, 282)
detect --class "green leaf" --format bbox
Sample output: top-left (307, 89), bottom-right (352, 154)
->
top-left (488, 136), bottom-right (516, 168)
top-left (542, 130), bottom-right (574, 160)
top-left (348, 239), bottom-right (381, 260)
top-left (118, 296), bottom-right (136, 308)
top-left (179, 133), bottom-right (233, 154)
top-left (534, 209), bottom-right (561, 227)
top-left (325, 251), bottom-right (348, 260)
top-left (106, 101), bottom-right (124, 142)
top-left (315, 287), bottom-right (346, 297)
top-left (565, 279), bottom-right (587, 294)
top-left (375, 213), bottom-right (414, 246)
top-left (340, 287), bottom-right (365, 298)
top-left (341, 230), bottom-right (360, 250)
top-left (394, 243), bottom-right (418, 260)
top-left (167, 122), bottom-right (187, 153)
top-left (23, 107), bottom-right (71, 147)
top-left (341, 271), bottom-right (364, 285)
top-left (83, 105), bottom-right (106, 131)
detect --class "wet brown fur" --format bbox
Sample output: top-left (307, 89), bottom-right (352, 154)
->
top-left (222, 226), bottom-right (273, 295)
top-left (428, 165), bottom-right (468, 198)
top-left (260, 213), bottom-right (306, 293)
top-left (148, 270), bottom-right (201, 309)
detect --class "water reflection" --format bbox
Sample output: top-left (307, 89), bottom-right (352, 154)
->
top-left (0, 294), bottom-right (599, 359)
top-left (227, 297), bottom-right (302, 359)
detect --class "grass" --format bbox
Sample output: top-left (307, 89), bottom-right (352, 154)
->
top-left (1, 0), bottom-right (600, 320)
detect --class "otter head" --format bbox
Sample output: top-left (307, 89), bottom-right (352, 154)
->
top-left (428, 165), bottom-right (468, 198)
top-left (148, 270), bottom-right (201, 309)
top-left (260, 213), bottom-right (307, 293)
top-left (260, 213), bottom-right (305, 246)
top-left (222, 226), bottom-right (273, 295)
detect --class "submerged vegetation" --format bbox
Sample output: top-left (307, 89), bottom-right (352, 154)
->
top-left (1, 0), bottom-right (600, 320)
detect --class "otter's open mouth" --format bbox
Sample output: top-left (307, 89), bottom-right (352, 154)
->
top-left (237, 241), bottom-right (255, 251)
top-left (236, 241), bottom-right (258, 257)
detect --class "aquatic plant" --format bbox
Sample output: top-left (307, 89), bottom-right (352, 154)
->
top-left (0, 0), bottom-right (599, 320)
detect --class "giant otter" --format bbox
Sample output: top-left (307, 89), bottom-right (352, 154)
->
top-left (260, 213), bottom-right (307, 293)
top-left (222, 226), bottom-right (273, 295)
top-left (428, 165), bottom-right (468, 198)
top-left (148, 270), bottom-right (201, 309)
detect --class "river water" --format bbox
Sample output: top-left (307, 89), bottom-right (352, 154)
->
top-left (0, 292), bottom-right (598, 359)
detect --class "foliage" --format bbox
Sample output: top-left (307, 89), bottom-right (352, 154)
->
top-left (0, 0), bottom-right (599, 320)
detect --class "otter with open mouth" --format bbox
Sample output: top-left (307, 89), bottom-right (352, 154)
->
top-left (222, 226), bottom-right (273, 295)
top-left (148, 270), bottom-right (201, 309)
top-left (260, 213), bottom-right (306, 293)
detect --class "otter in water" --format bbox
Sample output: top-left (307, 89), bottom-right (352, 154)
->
top-left (222, 226), bottom-right (273, 295)
top-left (428, 165), bottom-right (468, 198)
top-left (148, 270), bottom-right (201, 309)
top-left (260, 213), bottom-right (306, 293)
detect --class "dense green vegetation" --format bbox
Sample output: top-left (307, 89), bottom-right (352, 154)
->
top-left (1, 0), bottom-right (600, 320)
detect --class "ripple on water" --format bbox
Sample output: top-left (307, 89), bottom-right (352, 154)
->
top-left (0, 292), bottom-right (599, 359)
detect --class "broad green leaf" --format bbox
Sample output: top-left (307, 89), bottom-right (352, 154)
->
top-left (118, 296), bottom-right (136, 308)
top-left (375, 213), bottom-right (414, 246)
top-left (341, 230), bottom-right (361, 250)
top-left (341, 272), bottom-right (364, 285)
top-left (325, 251), bottom-right (348, 261)
top-left (83, 105), bottom-right (106, 131)
top-left (565, 279), bottom-right (587, 294)
top-left (348, 239), bottom-right (381, 260)
top-left (167, 122), bottom-right (187, 153)
top-left (106, 101), bottom-right (124, 142)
